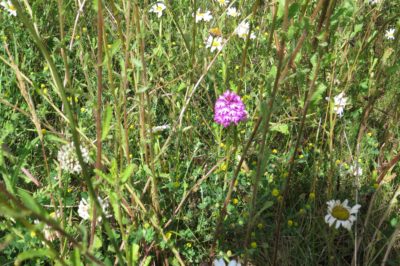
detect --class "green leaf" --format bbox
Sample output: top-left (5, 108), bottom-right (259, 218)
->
top-left (121, 164), bottom-right (135, 184)
top-left (101, 105), bottom-right (113, 141)
top-left (15, 249), bottom-right (56, 266)
top-left (310, 83), bottom-right (327, 105)
top-left (270, 123), bottom-right (289, 135)
top-left (94, 169), bottom-right (114, 185)
top-left (93, 234), bottom-right (103, 250)
top-left (131, 243), bottom-right (140, 264)
top-left (72, 248), bottom-right (82, 266)
top-left (109, 192), bottom-right (121, 223)
top-left (17, 189), bottom-right (43, 215)
top-left (390, 217), bottom-right (398, 227)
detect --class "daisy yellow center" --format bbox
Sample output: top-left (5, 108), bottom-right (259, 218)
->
top-left (156, 6), bottom-right (163, 12)
top-left (332, 205), bottom-right (350, 220)
top-left (212, 40), bottom-right (220, 47)
top-left (9, 4), bottom-right (16, 11)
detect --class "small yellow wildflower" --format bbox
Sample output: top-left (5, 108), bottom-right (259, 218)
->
top-left (75, 35), bottom-right (80, 40)
top-left (287, 220), bottom-right (294, 227)
top-left (250, 242), bottom-right (257, 249)
top-left (257, 223), bottom-right (263, 229)
top-left (40, 84), bottom-right (46, 89)
top-left (233, 198), bottom-right (239, 205)
top-left (107, 44), bottom-right (112, 49)
top-left (165, 231), bottom-right (172, 240)
top-left (226, 250), bottom-right (232, 257)
top-left (367, 132), bottom-right (372, 137)
top-left (335, 159), bottom-right (341, 165)
top-left (185, 242), bottom-right (192, 248)
top-left (41, 128), bottom-right (47, 135)
top-left (219, 142), bottom-right (225, 148)
top-left (129, 154), bottom-right (133, 159)
top-left (272, 188), bottom-right (280, 197)
top-left (272, 149), bottom-right (278, 154)
top-left (42, 88), bottom-right (48, 95)
top-left (220, 163), bottom-right (227, 171)
top-left (30, 231), bottom-right (36, 238)
top-left (144, 223), bottom-right (150, 229)
top-left (80, 107), bottom-right (86, 112)
top-left (82, 27), bottom-right (87, 33)
top-left (309, 192), bottom-right (315, 200)
top-left (235, 65), bottom-right (240, 70)
top-left (67, 187), bottom-right (73, 193)
top-left (299, 154), bottom-right (304, 159)
top-left (373, 183), bottom-right (379, 189)
top-left (299, 208), bottom-right (306, 215)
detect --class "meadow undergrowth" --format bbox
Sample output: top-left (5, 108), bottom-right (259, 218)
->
top-left (0, 0), bottom-right (399, 265)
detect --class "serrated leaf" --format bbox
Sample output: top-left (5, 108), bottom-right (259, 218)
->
top-left (121, 164), bottom-right (135, 184)
top-left (131, 243), bottom-right (140, 264)
top-left (94, 169), bottom-right (114, 185)
top-left (101, 105), bottom-right (113, 141)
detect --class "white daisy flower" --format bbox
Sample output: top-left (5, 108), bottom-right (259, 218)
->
top-left (215, 0), bottom-right (230, 6)
top-left (227, 7), bottom-right (240, 17)
top-left (328, 92), bottom-right (347, 118)
top-left (205, 35), bottom-right (224, 52)
top-left (385, 28), bottom-right (395, 40)
top-left (194, 8), bottom-right (213, 23)
top-left (57, 143), bottom-right (90, 174)
top-left (78, 197), bottom-right (110, 222)
top-left (325, 199), bottom-right (361, 230)
top-left (149, 2), bottom-right (166, 18)
top-left (1, 0), bottom-right (17, 16)
top-left (213, 258), bottom-right (241, 266)
top-left (234, 21), bottom-right (256, 40)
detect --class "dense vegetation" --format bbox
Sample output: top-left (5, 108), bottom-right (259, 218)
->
top-left (0, 0), bottom-right (399, 265)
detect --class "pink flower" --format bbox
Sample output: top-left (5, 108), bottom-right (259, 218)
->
top-left (214, 90), bottom-right (247, 127)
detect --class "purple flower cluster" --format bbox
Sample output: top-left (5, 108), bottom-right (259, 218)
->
top-left (214, 90), bottom-right (247, 127)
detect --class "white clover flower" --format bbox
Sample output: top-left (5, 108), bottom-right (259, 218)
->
top-left (327, 92), bottom-right (348, 118)
top-left (1, 0), bottom-right (17, 16)
top-left (215, 0), bottom-right (230, 6)
top-left (385, 28), bottom-right (395, 40)
top-left (227, 7), bottom-right (240, 17)
top-left (350, 164), bottom-right (363, 176)
top-left (78, 198), bottom-right (90, 220)
top-left (151, 124), bottom-right (170, 133)
top-left (205, 35), bottom-right (224, 52)
top-left (235, 21), bottom-right (256, 40)
top-left (78, 197), bottom-right (110, 222)
top-left (194, 8), bottom-right (213, 23)
top-left (325, 199), bottom-right (361, 230)
top-left (149, 2), bottom-right (166, 18)
top-left (57, 143), bottom-right (90, 174)
top-left (213, 258), bottom-right (241, 266)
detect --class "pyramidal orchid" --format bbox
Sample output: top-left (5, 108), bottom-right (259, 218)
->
top-left (214, 90), bottom-right (247, 127)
